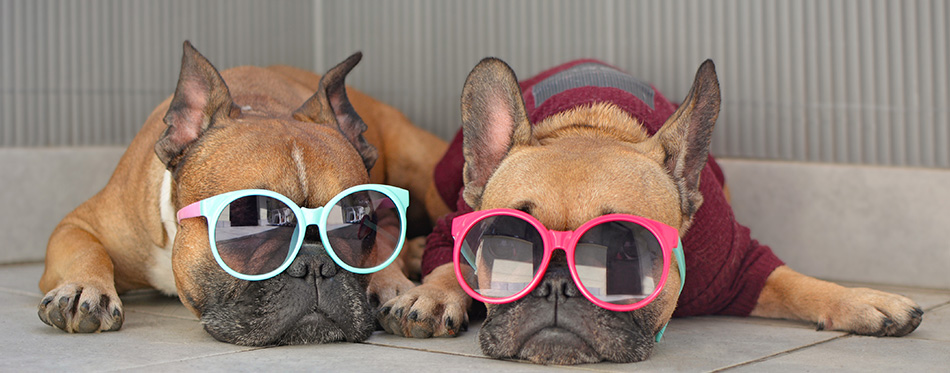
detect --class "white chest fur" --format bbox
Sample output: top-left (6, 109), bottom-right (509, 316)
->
top-left (148, 170), bottom-right (179, 296)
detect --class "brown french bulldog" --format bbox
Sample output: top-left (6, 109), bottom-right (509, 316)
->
top-left (37, 41), bottom-right (447, 346)
top-left (379, 58), bottom-right (923, 364)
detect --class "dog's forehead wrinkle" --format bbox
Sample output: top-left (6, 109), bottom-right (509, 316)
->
top-left (532, 103), bottom-right (650, 144)
top-left (487, 138), bottom-right (681, 228)
top-left (290, 142), bottom-right (309, 200)
top-left (269, 126), bottom-right (368, 207)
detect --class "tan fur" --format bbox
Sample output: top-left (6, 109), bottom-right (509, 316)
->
top-left (39, 53), bottom-right (447, 334)
top-left (751, 266), bottom-right (922, 336)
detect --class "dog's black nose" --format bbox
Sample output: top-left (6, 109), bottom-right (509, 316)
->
top-left (286, 242), bottom-right (338, 279)
top-left (531, 254), bottom-right (580, 302)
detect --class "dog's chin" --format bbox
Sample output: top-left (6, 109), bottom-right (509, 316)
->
top-left (193, 268), bottom-right (375, 346)
top-left (517, 327), bottom-right (601, 365)
top-left (511, 326), bottom-right (654, 365)
top-left (253, 310), bottom-right (365, 346)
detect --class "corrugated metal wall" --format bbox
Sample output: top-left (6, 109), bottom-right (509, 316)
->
top-left (1, 0), bottom-right (315, 147)
top-left (2, 0), bottom-right (948, 168)
top-left (322, 0), bottom-right (949, 169)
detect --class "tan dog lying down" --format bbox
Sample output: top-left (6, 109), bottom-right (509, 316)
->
top-left (377, 57), bottom-right (923, 364)
top-left (38, 41), bottom-right (446, 346)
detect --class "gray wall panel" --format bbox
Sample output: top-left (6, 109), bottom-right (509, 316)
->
top-left (721, 159), bottom-right (950, 290)
top-left (3, 1), bottom-right (947, 167)
top-left (1, 0), bottom-right (315, 147)
top-left (319, 0), bottom-right (949, 168)
top-left (0, 147), bottom-right (125, 264)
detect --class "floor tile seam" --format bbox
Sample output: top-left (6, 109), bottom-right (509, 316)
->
top-left (357, 341), bottom-right (646, 372)
top-left (101, 347), bottom-right (266, 372)
top-left (358, 340), bottom-right (489, 360)
top-left (924, 300), bottom-right (950, 312)
top-left (0, 261), bottom-right (44, 268)
top-left (0, 288), bottom-right (199, 322)
top-left (706, 334), bottom-right (850, 372)
top-left (905, 299), bottom-right (950, 343)
top-left (0, 287), bottom-right (40, 298)
top-left (835, 282), bottom-right (950, 295)
top-left (125, 308), bottom-right (199, 321)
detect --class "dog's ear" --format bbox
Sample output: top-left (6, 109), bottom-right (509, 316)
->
top-left (460, 58), bottom-right (532, 209)
top-left (653, 60), bottom-right (720, 225)
top-left (156, 41), bottom-right (238, 169)
top-left (293, 52), bottom-right (378, 173)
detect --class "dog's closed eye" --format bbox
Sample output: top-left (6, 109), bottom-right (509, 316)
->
top-left (513, 201), bottom-right (536, 215)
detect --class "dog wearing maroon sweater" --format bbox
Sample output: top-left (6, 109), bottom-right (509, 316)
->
top-left (377, 58), bottom-right (923, 365)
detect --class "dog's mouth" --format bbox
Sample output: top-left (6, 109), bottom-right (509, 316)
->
top-left (516, 327), bottom-right (600, 365)
top-left (195, 244), bottom-right (375, 346)
top-left (199, 278), bottom-right (374, 346)
top-left (268, 307), bottom-right (358, 345)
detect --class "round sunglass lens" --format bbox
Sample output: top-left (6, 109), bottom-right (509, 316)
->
top-left (214, 195), bottom-right (299, 276)
top-left (574, 221), bottom-right (665, 305)
top-left (324, 190), bottom-right (403, 269)
top-left (458, 215), bottom-right (544, 299)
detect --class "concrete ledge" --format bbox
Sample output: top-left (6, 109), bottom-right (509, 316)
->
top-left (719, 159), bottom-right (950, 290)
top-left (0, 147), bottom-right (125, 264)
top-left (3, 150), bottom-right (947, 291)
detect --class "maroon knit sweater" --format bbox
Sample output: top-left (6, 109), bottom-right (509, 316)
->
top-left (423, 60), bottom-right (784, 317)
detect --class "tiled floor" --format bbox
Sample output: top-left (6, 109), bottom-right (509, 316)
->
top-left (4, 263), bottom-right (948, 372)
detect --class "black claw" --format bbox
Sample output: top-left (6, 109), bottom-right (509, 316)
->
top-left (445, 317), bottom-right (455, 329)
top-left (106, 308), bottom-right (123, 331)
top-left (37, 309), bottom-right (52, 326)
top-left (394, 308), bottom-right (404, 318)
top-left (80, 301), bottom-right (91, 313)
top-left (41, 297), bottom-right (53, 308)
top-left (378, 318), bottom-right (393, 334)
top-left (816, 321), bottom-right (825, 331)
top-left (106, 319), bottom-right (122, 332)
top-left (380, 306), bottom-right (392, 315)
top-left (911, 307), bottom-right (924, 317)
top-left (883, 318), bottom-right (894, 328)
top-left (58, 296), bottom-right (69, 309)
top-left (407, 310), bottom-right (418, 321)
top-left (385, 319), bottom-right (401, 336)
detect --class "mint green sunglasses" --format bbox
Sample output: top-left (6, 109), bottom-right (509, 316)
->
top-left (177, 184), bottom-right (409, 281)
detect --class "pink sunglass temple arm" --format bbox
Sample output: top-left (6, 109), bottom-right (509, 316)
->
top-left (177, 201), bottom-right (202, 224)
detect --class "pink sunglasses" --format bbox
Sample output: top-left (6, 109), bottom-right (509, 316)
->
top-left (452, 208), bottom-right (685, 313)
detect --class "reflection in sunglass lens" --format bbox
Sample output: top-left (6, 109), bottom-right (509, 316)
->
top-left (458, 215), bottom-right (544, 299)
top-left (574, 221), bottom-right (664, 305)
top-left (325, 190), bottom-right (403, 269)
top-left (214, 195), bottom-right (299, 276)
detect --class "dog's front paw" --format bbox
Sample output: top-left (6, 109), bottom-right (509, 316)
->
top-left (38, 283), bottom-right (123, 333)
top-left (378, 282), bottom-right (470, 338)
top-left (819, 287), bottom-right (923, 337)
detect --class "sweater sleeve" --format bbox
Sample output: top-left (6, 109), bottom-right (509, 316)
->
top-left (672, 155), bottom-right (785, 317)
top-left (421, 193), bottom-right (474, 278)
